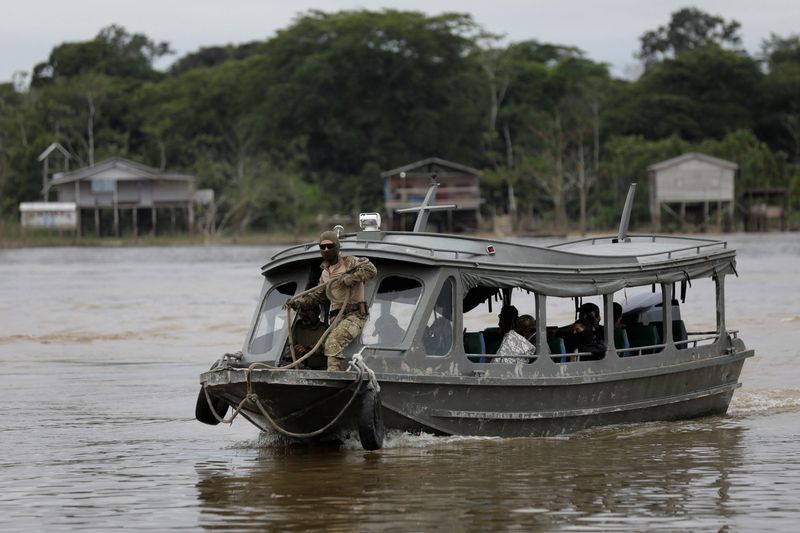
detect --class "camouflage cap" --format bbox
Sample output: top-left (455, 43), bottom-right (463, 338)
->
top-left (319, 230), bottom-right (340, 247)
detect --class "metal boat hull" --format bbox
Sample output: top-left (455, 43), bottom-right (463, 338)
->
top-left (202, 350), bottom-right (751, 439)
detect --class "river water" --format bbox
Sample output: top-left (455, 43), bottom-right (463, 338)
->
top-left (1, 233), bottom-right (799, 531)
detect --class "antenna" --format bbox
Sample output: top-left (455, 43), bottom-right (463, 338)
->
top-left (395, 173), bottom-right (458, 232)
top-left (616, 183), bottom-right (637, 243)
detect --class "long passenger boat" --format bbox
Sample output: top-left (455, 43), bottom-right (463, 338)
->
top-left (196, 182), bottom-right (754, 449)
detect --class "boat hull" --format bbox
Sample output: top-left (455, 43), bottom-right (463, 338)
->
top-left (202, 350), bottom-right (751, 439)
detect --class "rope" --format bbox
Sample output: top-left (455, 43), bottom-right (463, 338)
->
top-left (201, 257), bottom-right (375, 435)
top-left (251, 363), bottom-right (366, 438)
top-left (202, 351), bottom-right (377, 439)
top-left (276, 258), bottom-right (369, 370)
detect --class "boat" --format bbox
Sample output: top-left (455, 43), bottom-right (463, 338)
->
top-left (196, 181), bottom-right (754, 450)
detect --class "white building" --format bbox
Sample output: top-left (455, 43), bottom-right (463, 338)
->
top-left (648, 152), bottom-right (737, 231)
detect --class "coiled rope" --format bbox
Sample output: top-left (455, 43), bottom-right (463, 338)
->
top-left (201, 351), bottom-right (376, 438)
top-left (201, 260), bottom-right (377, 438)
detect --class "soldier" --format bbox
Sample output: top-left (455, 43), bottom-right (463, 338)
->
top-left (287, 230), bottom-right (377, 371)
top-left (282, 304), bottom-right (327, 369)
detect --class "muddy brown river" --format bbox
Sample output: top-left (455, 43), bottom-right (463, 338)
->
top-left (1, 234), bottom-right (799, 531)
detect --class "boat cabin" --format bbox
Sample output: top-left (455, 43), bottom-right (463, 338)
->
top-left (243, 230), bottom-right (737, 379)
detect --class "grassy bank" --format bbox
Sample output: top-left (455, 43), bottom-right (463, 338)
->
top-left (0, 219), bottom-right (317, 248)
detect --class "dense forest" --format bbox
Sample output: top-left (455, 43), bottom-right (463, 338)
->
top-left (1, 7), bottom-right (798, 234)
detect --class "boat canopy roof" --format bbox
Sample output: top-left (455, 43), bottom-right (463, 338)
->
top-left (264, 232), bottom-right (736, 297)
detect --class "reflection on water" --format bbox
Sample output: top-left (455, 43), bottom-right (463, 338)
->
top-left (1, 236), bottom-right (800, 531)
top-left (195, 422), bottom-right (750, 531)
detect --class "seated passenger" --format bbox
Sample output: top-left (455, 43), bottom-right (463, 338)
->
top-left (423, 316), bottom-right (453, 355)
top-left (498, 305), bottom-right (518, 336)
top-left (613, 302), bottom-right (631, 356)
top-left (515, 314), bottom-right (536, 342)
top-left (283, 304), bottom-right (327, 369)
top-left (374, 314), bottom-right (405, 345)
top-left (494, 314), bottom-right (535, 364)
top-left (577, 302), bottom-right (602, 337)
top-left (564, 318), bottom-right (605, 361)
top-left (484, 305), bottom-right (519, 354)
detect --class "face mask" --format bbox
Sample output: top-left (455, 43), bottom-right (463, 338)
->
top-left (321, 247), bottom-right (338, 263)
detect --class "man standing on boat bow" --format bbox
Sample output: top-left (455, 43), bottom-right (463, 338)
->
top-left (285, 231), bottom-right (377, 371)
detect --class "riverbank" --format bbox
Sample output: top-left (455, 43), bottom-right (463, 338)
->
top-left (0, 227), bottom-right (318, 249)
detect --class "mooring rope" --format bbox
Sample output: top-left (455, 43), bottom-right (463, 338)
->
top-left (201, 258), bottom-right (375, 434)
top-left (201, 352), bottom-right (376, 438)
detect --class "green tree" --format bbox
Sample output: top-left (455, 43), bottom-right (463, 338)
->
top-left (610, 45), bottom-right (761, 141)
top-left (31, 25), bottom-right (172, 86)
top-left (255, 9), bottom-right (486, 213)
top-left (637, 7), bottom-right (742, 65)
top-left (758, 34), bottom-right (800, 163)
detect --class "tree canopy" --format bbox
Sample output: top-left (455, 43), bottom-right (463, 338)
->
top-left (1, 8), bottom-right (798, 234)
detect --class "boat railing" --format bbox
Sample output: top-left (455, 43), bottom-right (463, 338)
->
top-left (549, 332), bottom-right (725, 362)
top-left (547, 234), bottom-right (729, 260)
top-left (271, 237), bottom-right (487, 261)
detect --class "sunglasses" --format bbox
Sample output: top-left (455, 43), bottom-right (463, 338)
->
top-left (319, 243), bottom-right (337, 250)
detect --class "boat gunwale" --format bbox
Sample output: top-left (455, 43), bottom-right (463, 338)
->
top-left (203, 348), bottom-right (754, 389)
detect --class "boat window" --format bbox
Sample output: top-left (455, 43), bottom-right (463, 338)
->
top-left (362, 276), bottom-right (423, 346)
top-left (615, 278), bottom-right (719, 356)
top-left (423, 278), bottom-right (454, 356)
top-left (249, 282), bottom-right (298, 355)
top-left (614, 286), bottom-right (672, 356)
top-left (462, 287), bottom-right (536, 360)
top-left (544, 295), bottom-right (606, 362)
top-left (674, 278), bottom-right (719, 349)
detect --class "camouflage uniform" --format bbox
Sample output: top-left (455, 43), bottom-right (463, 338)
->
top-left (282, 320), bottom-right (327, 369)
top-left (291, 254), bottom-right (377, 370)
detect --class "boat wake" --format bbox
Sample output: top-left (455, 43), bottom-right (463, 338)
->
top-left (728, 389), bottom-right (800, 416)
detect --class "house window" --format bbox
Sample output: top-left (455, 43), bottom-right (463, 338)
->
top-left (91, 179), bottom-right (115, 193)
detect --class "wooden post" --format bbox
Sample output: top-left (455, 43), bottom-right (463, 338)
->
top-left (94, 207), bottom-right (100, 237)
top-left (113, 185), bottom-right (119, 237)
top-left (42, 158), bottom-right (49, 201)
top-left (151, 207), bottom-right (157, 236)
top-left (716, 200), bottom-right (722, 232)
top-left (188, 203), bottom-right (195, 233)
top-left (680, 202), bottom-right (686, 230)
top-left (170, 207), bottom-right (176, 233)
top-left (133, 208), bottom-right (138, 237)
top-left (75, 181), bottom-right (81, 237)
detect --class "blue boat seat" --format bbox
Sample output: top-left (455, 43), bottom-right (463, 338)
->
top-left (464, 331), bottom-right (487, 363)
top-left (652, 320), bottom-right (689, 349)
top-left (482, 327), bottom-right (502, 354)
top-left (614, 328), bottom-right (631, 356)
top-left (546, 337), bottom-right (569, 363)
top-left (627, 323), bottom-right (661, 355)
top-left (547, 336), bottom-right (566, 354)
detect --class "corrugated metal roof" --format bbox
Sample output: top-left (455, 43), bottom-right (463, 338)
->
top-left (647, 152), bottom-right (738, 172)
top-left (381, 157), bottom-right (482, 178)
top-left (50, 157), bottom-right (196, 185)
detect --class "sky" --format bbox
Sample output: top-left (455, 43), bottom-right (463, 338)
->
top-left (2, 0), bottom-right (798, 84)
